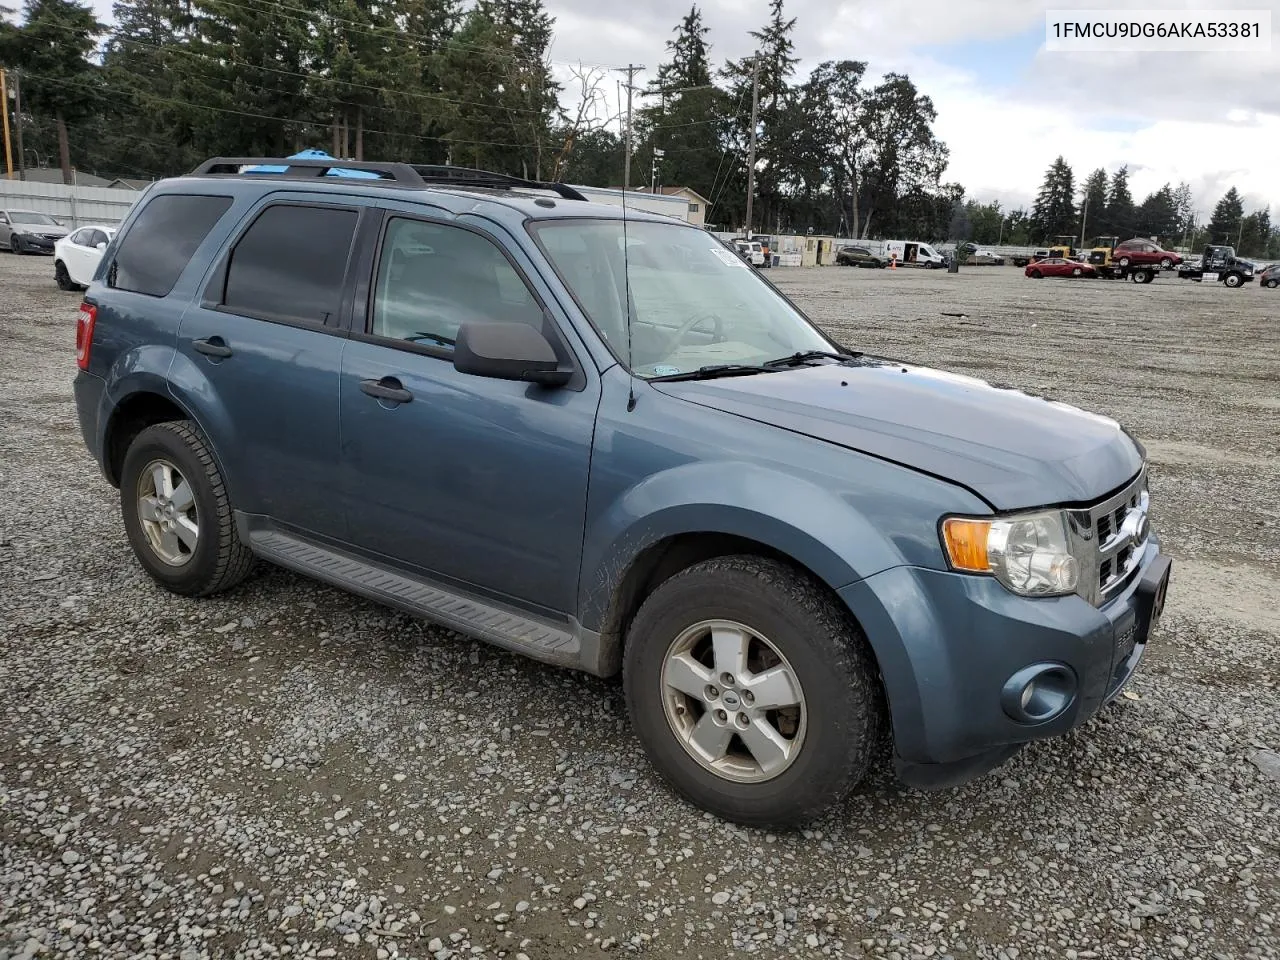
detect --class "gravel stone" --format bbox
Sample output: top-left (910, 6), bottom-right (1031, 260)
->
top-left (1, 257), bottom-right (1277, 959)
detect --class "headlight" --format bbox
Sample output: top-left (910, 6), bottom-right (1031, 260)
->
top-left (941, 510), bottom-right (1080, 597)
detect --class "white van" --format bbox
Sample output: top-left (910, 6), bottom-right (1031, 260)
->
top-left (883, 240), bottom-right (946, 268)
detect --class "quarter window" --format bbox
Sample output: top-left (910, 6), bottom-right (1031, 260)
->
top-left (370, 217), bottom-right (542, 349)
top-left (110, 194), bottom-right (233, 297)
top-left (222, 204), bottom-right (358, 325)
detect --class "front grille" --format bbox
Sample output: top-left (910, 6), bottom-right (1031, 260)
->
top-left (1081, 470), bottom-right (1149, 605)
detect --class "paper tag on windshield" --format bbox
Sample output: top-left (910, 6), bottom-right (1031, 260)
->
top-left (711, 246), bottom-right (748, 268)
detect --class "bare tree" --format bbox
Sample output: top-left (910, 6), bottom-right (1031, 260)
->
top-left (551, 63), bottom-right (622, 182)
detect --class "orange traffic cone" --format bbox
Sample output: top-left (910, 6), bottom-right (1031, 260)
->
top-left (890, 254), bottom-right (897, 270)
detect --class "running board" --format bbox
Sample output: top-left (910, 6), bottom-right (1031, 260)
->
top-left (245, 526), bottom-right (592, 671)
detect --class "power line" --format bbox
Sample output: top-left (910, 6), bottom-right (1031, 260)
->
top-left (19, 71), bottom-right (549, 152)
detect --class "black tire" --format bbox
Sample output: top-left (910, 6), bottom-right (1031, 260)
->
top-left (1029, 269), bottom-right (1043, 279)
top-left (119, 420), bottom-right (254, 597)
top-left (1160, 257), bottom-right (1173, 269)
top-left (1071, 266), bottom-right (1082, 277)
top-left (54, 260), bottom-right (77, 291)
top-left (1264, 278), bottom-right (1278, 289)
top-left (623, 555), bottom-right (883, 826)
top-left (1224, 272), bottom-right (1243, 288)
top-left (1118, 256), bottom-right (1130, 267)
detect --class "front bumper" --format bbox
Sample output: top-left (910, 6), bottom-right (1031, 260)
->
top-left (840, 541), bottom-right (1171, 788)
top-left (15, 235), bottom-right (58, 253)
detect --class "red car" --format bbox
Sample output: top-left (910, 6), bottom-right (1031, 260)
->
top-left (1025, 258), bottom-right (1096, 279)
top-left (1112, 238), bottom-right (1182, 269)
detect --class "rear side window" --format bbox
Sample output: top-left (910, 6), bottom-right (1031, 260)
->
top-left (222, 204), bottom-right (358, 325)
top-left (110, 194), bottom-right (233, 297)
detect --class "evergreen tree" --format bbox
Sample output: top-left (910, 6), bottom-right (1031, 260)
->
top-left (1079, 167), bottom-right (1107, 240)
top-left (1135, 183), bottom-right (1178, 242)
top-left (1236, 208), bottom-right (1270, 256)
top-left (723, 0), bottom-right (799, 231)
top-left (637, 6), bottom-right (730, 211)
top-left (1029, 156), bottom-right (1076, 241)
top-left (1102, 164), bottom-right (1135, 237)
top-left (1206, 186), bottom-right (1244, 244)
top-left (0, 0), bottom-right (104, 182)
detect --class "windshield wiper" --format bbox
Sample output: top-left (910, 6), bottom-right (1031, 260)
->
top-left (647, 364), bottom-right (772, 382)
top-left (407, 331), bottom-right (456, 347)
top-left (762, 349), bottom-right (863, 368)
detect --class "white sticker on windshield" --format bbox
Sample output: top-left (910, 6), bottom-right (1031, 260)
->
top-left (711, 246), bottom-right (748, 268)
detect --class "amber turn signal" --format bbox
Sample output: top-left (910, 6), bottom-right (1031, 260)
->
top-left (941, 518), bottom-right (992, 572)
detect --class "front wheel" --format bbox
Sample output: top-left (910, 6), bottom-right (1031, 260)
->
top-left (1071, 266), bottom-right (1083, 277)
top-left (1264, 278), bottom-right (1278, 289)
top-left (1224, 273), bottom-right (1243, 288)
top-left (1118, 256), bottom-right (1131, 267)
top-left (1029, 269), bottom-right (1043, 279)
top-left (120, 420), bottom-right (254, 597)
top-left (55, 260), bottom-right (77, 291)
top-left (624, 556), bottom-right (883, 826)
top-left (1160, 257), bottom-right (1173, 269)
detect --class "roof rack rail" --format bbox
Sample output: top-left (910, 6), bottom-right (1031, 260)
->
top-left (191, 156), bottom-right (428, 185)
top-left (409, 165), bottom-right (588, 202)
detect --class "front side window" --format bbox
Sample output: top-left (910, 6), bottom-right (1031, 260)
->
top-left (222, 204), bottom-right (357, 324)
top-left (112, 194), bottom-right (233, 297)
top-left (370, 217), bottom-right (542, 349)
top-left (532, 218), bottom-right (833, 378)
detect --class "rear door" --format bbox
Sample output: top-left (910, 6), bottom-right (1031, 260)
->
top-left (336, 211), bottom-right (599, 614)
top-left (174, 195), bottom-right (372, 540)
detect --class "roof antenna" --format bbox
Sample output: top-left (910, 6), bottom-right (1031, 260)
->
top-left (616, 63), bottom-right (643, 412)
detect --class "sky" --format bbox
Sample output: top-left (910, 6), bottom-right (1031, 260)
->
top-left (79, 0), bottom-right (1279, 220)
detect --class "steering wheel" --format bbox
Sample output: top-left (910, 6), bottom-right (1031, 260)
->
top-left (665, 312), bottom-right (725, 350)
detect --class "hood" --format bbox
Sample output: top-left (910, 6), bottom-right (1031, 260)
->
top-left (17, 223), bottom-right (69, 237)
top-left (653, 359), bottom-right (1144, 510)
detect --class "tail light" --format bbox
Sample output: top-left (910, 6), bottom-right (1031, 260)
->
top-left (76, 302), bottom-right (97, 370)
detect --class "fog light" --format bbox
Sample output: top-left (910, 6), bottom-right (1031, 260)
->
top-left (1001, 663), bottom-right (1077, 724)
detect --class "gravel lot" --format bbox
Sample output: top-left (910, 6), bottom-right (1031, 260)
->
top-left (2, 252), bottom-right (1278, 960)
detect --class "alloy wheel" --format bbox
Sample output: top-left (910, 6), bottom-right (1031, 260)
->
top-left (660, 619), bottom-right (807, 783)
top-left (136, 458), bottom-right (199, 566)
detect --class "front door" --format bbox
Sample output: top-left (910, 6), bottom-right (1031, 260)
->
top-left (338, 213), bottom-right (599, 615)
top-left (175, 197), bottom-right (370, 540)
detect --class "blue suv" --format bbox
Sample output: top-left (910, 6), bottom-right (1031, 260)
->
top-left (74, 157), bottom-right (1172, 825)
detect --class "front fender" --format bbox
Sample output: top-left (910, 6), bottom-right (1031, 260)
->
top-left (578, 460), bottom-right (908, 631)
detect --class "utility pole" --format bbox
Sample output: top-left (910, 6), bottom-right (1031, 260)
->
top-left (13, 70), bottom-right (25, 181)
top-left (744, 56), bottom-right (760, 236)
top-left (1079, 195), bottom-right (1088, 249)
top-left (1237, 215), bottom-right (1245, 251)
top-left (614, 64), bottom-right (644, 193)
top-left (1, 69), bottom-right (12, 179)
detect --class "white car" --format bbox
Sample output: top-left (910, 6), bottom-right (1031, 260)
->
top-left (54, 225), bottom-right (117, 290)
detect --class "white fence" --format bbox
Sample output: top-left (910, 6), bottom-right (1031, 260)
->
top-left (0, 179), bottom-right (145, 228)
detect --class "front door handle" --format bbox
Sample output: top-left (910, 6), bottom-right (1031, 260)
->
top-left (193, 336), bottom-right (233, 359)
top-left (360, 377), bottom-right (413, 404)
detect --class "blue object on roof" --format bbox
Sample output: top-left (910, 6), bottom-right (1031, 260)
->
top-left (244, 149), bottom-right (383, 179)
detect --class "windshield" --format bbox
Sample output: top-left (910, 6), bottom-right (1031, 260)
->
top-left (11, 212), bottom-right (60, 225)
top-left (532, 219), bottom-right (833, 378)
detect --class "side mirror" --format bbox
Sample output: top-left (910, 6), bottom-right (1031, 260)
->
top-left (96, 241), bottom-right (108, 251)
top-left (453, 322), bottom-right (571, 387)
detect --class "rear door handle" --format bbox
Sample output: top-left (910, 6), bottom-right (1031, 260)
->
top-left (192, 337), bottom-right (233, 359)
top-left (360, 377), bottom-right (413, 404)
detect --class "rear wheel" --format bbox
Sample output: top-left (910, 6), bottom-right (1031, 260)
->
top-left (624, 556), bottom-right (882, 826)
top-left (120, 420), bottom-right (254, 597)
top-left (54, 260), bottom-right (77, 291)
